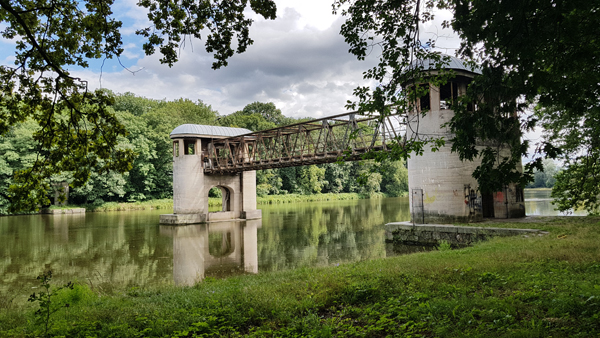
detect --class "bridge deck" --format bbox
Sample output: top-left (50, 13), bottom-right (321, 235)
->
top-left (204, 109), bottom-right (407, 174)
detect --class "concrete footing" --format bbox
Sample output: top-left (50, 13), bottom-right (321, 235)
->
top-left (241, 210), bottom-right (262, 220)
top-left (160, 209), bottom-right (262, 225)
top-left (160, 213), bottom-right (204, 225)
top-left (385, 221), bottom-right (548, 247)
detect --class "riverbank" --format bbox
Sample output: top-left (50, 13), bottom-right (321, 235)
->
top-left (1, 216), bottom-right (598, 337)
top-left (39, 192), bottom-right (387, 213)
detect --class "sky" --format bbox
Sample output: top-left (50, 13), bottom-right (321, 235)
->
top-left (0, 0), bottom-right (460, 120)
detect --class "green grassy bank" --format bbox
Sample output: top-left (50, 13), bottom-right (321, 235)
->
top-left (1, 217), bottom-right (599, 337)
top-left (51, 193), bottom-right (385, 212)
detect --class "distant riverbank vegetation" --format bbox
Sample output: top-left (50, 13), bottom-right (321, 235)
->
top-left (43, 193), bottom-right (387, 213)
top-left (1, 216), bottom-right (598, 336)
top-left (0, 94), bottom-right (407, 215)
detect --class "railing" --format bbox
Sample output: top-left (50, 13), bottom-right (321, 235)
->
top-left (204, 109), bottom-right (407, 174)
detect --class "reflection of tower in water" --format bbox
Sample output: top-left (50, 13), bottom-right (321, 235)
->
top-left (160, 220), bottom-right (260, 286)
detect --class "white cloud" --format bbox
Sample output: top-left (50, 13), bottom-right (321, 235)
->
top-left (77, 5), bottom-right (379, 118)
top-left (121, 43), bottom-right (141, 59)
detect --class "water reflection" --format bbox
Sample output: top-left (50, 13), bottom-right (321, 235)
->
top-left (159, 220), bottom-right (260, 286)
top-left (524, 189), bottom-right (587, 216)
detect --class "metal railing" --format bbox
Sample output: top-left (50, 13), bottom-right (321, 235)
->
top-left (204, 109), bottom-right (407, 174)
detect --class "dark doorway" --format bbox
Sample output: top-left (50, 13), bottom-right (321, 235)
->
top-left (482, 193), bottom-right (494, 218)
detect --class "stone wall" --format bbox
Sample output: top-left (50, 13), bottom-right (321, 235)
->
top-left (385, 222), bottom-right (547, 247)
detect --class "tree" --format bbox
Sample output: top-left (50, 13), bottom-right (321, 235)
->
top-left (449, 0), bottom-right (600, 203)
top-left (240, 101), bottom-right (294, 126)
top-left (378, 159), bottom-right (408, 197)
top-left (526, 159), bottom-right (559, 189)
top-left (0, 0), bottom-right (276, 212)
top-left (335, 0), bottom-right (600, 209)
top-left (219, 111), bottom-right (276, 132)
top-left (295, 165), bottom-right (327, 194)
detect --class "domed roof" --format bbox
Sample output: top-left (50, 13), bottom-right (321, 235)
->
top-left (409, 54), bottom-right (481, 75)
top-left (170, 124), bottom-right (252, 138)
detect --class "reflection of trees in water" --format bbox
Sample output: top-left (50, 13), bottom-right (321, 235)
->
top-left (208, 232), bottom-right (233, 258)
top-left (0, 211), bottom-right (172, 295)
top-left (0, 197), bottom-right (411, 297)
top-left (257, 197), bottom-right (410, 271)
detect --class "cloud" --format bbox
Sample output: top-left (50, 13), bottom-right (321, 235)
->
top-left (71, 2), bottom-right (464, 122)
top-left (121, 43), bottom-right (141, 59)
top-left (77, 6), bottom-right (378, 119)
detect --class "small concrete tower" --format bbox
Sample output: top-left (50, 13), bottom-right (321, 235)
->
top-left (160, 124), bottom-right (262, 225)
top-left (406, 56), bottom-right (525, 223)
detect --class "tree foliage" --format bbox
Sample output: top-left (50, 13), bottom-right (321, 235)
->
top-left (336, 0), bottom-right (600, 210)
top-left (449, 0), bottom-right (600, 203)
top-left (0, 0), bottom-right (276, 212)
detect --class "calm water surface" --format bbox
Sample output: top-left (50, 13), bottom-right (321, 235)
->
top-left (0, 189), bottom-right (575, 296)
top-left (524, 189), bottom-right (587, 216)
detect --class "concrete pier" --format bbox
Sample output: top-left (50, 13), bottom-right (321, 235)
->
top-left (160, 125), bottom-right (261, 225)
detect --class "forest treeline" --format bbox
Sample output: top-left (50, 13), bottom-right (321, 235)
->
top-left (0, 93), bottom-right (408, 213)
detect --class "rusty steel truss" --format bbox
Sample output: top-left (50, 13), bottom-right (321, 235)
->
top-left (204, 109), bottom-right (408, 174)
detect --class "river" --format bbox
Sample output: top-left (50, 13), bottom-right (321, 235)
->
top-left (0, 189), bottom-right (582, 296)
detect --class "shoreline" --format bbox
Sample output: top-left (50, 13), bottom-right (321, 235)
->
top-left (1, 192), bottom-right (391, 215)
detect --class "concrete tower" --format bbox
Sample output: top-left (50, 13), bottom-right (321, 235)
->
top-left (406, 56), bottom-right (526, 223)
top-left (160, 124), bottom-right (262, 225)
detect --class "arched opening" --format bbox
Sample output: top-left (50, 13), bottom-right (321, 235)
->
top-left (208, 186), bottom-right (232, 212)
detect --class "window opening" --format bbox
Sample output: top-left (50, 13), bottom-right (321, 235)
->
top-left (419, 85), bottom-right (430, 112)
top-left (184, 140), bottom-right (195, 155)
top-left (440, 82), bottom-right (458, 109)
top-left (173, 141), bottom-right (179, 157)
top-left (516, 186), bottom-right (524, 202)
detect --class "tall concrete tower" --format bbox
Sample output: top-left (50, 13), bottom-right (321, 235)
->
top-left (406, 56), bottom-right (526, 223)
top-left (160, 124), bottom-right (261, 225)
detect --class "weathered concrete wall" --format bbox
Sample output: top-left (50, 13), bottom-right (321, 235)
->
top-left (173, 139), bottom-right (204, 214)
top-left (385, 222), bottom-right (547, 247)
top-left (493, 184), bottom-right (526, 219)
top-left (408, 144), bottom-right (483, 224)
top-left (407, 81), bottom-right (483, 224)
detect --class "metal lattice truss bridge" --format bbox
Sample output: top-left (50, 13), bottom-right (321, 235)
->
top-left (204, 109), bottom-right (408, 174)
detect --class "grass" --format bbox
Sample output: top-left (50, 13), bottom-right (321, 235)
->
top-left (83, 198), bottom-right (175, 212)
top-left (1, 216), bottom-right (599, 337)
top-left (45, 205), bottom-right (84, 210)
top-left (256, 192), bottom-right (384, 205)
top-left (44, 193), bottom-right (386, 213)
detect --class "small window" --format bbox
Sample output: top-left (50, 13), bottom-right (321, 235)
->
top-left (440, 82), bottom-right (458, 110)
top-left (420, 91), bottom-right (430, 112)
top-left (173, 141), bottom-right (179, 157)
top-left (184, 140), bottom-right (195, 155)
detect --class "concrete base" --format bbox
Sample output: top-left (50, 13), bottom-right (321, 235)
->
top-left (413, 212), bottom-right (483, 225)
top-left (207, 211), bottom-right (237, 222)
top-left (241, 210), bottom-right (262, 219)
top-left (385, 221), bottom-right (548, 246)
top-left (160, 213), bottom-right (205, 225)
top-left (160, 210), bottom-right (263, 225)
